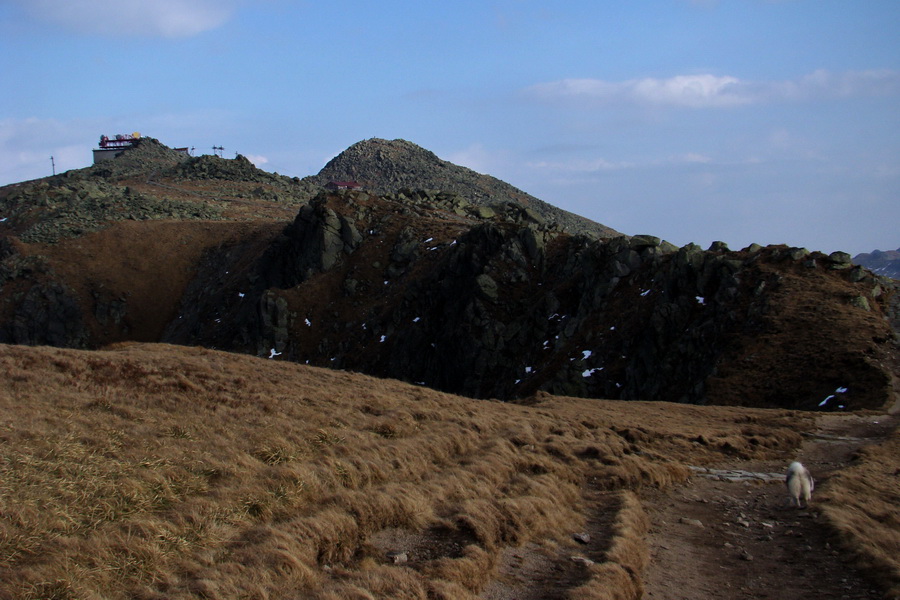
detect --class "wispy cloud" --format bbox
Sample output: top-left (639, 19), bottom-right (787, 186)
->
top-left (528, 153), bottom-right (712, 174)
top-left (527, 69), bottom-right (900, 109)
top-left (11, 0), bottom-right (238, 38)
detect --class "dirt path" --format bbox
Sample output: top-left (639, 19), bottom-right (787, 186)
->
top-left (641, 409), bottom-right (898, 600)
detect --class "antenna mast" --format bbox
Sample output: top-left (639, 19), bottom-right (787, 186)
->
top-left (50, 156), bottom-right (55, 176)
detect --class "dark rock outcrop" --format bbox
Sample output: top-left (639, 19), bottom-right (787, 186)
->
top-left (158, 190), bottom-right (895, 411)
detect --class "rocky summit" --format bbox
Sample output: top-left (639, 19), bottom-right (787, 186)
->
top-left (305, 138), bottom-right (620, 239)
top-left (0, 138), bottom-right (897, 411)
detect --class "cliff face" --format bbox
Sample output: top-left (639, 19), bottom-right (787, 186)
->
top-left (162, 189), bottom-right (896, 411)
top-left (0, 141), bottom-right (896, 411)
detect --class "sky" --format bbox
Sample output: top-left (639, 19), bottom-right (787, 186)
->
top-left (1, 0), bottom-right (898, 256)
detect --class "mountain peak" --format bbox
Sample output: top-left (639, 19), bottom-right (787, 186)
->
top-left (311, 138), bottom-right (620, 239)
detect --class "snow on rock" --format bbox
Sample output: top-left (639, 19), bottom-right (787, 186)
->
top-left (268, 348), bottom-right (282, 359)
top-left (819, 386), bottom-right (849, 407)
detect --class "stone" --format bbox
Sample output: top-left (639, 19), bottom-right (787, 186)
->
top-left (850, 296), bottom-right (871, 311)
top-left (570, 555), bottom-right (595, 566)
top-left (472, 206), bottom-right (495, 219)
top-left (788, 247), bottom-right (810, 260)
top-left (679, 517), bottom-right (704, 528)
top-left (630, 234), bottom-right (661, 248)
top-left (825, 251), bottom-right (853, 270)
top-left (573, 532), bottom-right (591, 544)
top-left (475, 273), bottom-right (499, 301)
top-left (387, 551), bottom-right (408, 564)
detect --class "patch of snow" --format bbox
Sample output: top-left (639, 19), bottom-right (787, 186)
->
top-left (413, 317), bottom-right (420, 323)
top-left (380, 335), bottom-right (387, 343)
top-left (640, 289), bottom-right (651, 297)
top-left (820, 386), bottom-right (850, 407)
top-left (0, 217), bottom-right (7, 222)
top-left (610, 326), bottom-right (616, 331)
top-left (582, 350), bottom-right (592, 360)
top-left (305, 318), bottom-right (312, 327)
top-left (238, 292), bottom-right (245, 298)
top-left (423, 237), bottom-right (433, 243)
top-left (268, 348), bottom-right (282, 359)
top-left (582, 368), bottom-right (602, 378)
top-left (696, 296), bottom-right (705, 304)
top-left (525, 366), bottom-right (533, 374)
top-left (384, 280), bottom-right (390, 285)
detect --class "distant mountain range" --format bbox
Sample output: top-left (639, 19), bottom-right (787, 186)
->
top-left (854, 248), bottom-right (900, 280)
top-left (0, 137), bottom-right (896, 410)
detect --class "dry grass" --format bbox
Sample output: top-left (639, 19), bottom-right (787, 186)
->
top-left (820, 425), bottom-right (900, 599)
top-left (0, 342), bottom-right (816, 598)
top-left (568, 491), bottom-right (648, 600)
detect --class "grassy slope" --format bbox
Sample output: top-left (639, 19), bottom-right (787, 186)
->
top-left (0, 342), bottom-right (815, 599)
top-left (822, 422), bottom-right (900, 598)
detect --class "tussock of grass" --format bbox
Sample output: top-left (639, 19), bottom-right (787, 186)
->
top-left (0, 343), bottom-right (811, 598)
top-left (820, 427), bottom-right (900, 598)
top-left (569, 491), bottom-right (650, 600)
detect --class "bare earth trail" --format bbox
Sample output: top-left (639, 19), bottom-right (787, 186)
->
top-left (642, 405), bottom-right (899, 600)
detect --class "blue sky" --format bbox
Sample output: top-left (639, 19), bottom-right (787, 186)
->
top-left (1, 0), bottom-right (897, 255)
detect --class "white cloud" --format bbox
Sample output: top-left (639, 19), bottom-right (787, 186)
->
top-left (527, 69), bottom-right (900, 109)
top-left (244, 154), bottom-right (269, 167)
top-left (527, 153), bottom-right (710, 174)
top-left (528, 157), bottom-right (634, 173)
top-left (0, 117), bottom-right (95, 183)
top-left (444, 143), bottom-right (496, 174)
top-left (12, 0), bottom-right (238, 38)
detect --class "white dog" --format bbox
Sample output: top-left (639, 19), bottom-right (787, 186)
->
top-left (785, 461), bottom-right (814, 508)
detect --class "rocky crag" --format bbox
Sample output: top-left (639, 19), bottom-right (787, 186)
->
top-left (0, 139), bottom-right (897, 412)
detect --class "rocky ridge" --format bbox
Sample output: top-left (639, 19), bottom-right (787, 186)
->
top-left (163, 188), bottom-right (896, 410)
top-left (0, 139), bottom-right (897, 412)
top-left (854, 247), bottom-right (900, 280)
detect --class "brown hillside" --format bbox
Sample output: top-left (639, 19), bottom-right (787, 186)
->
top-left (0, 343), bottom-right (897, 599)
